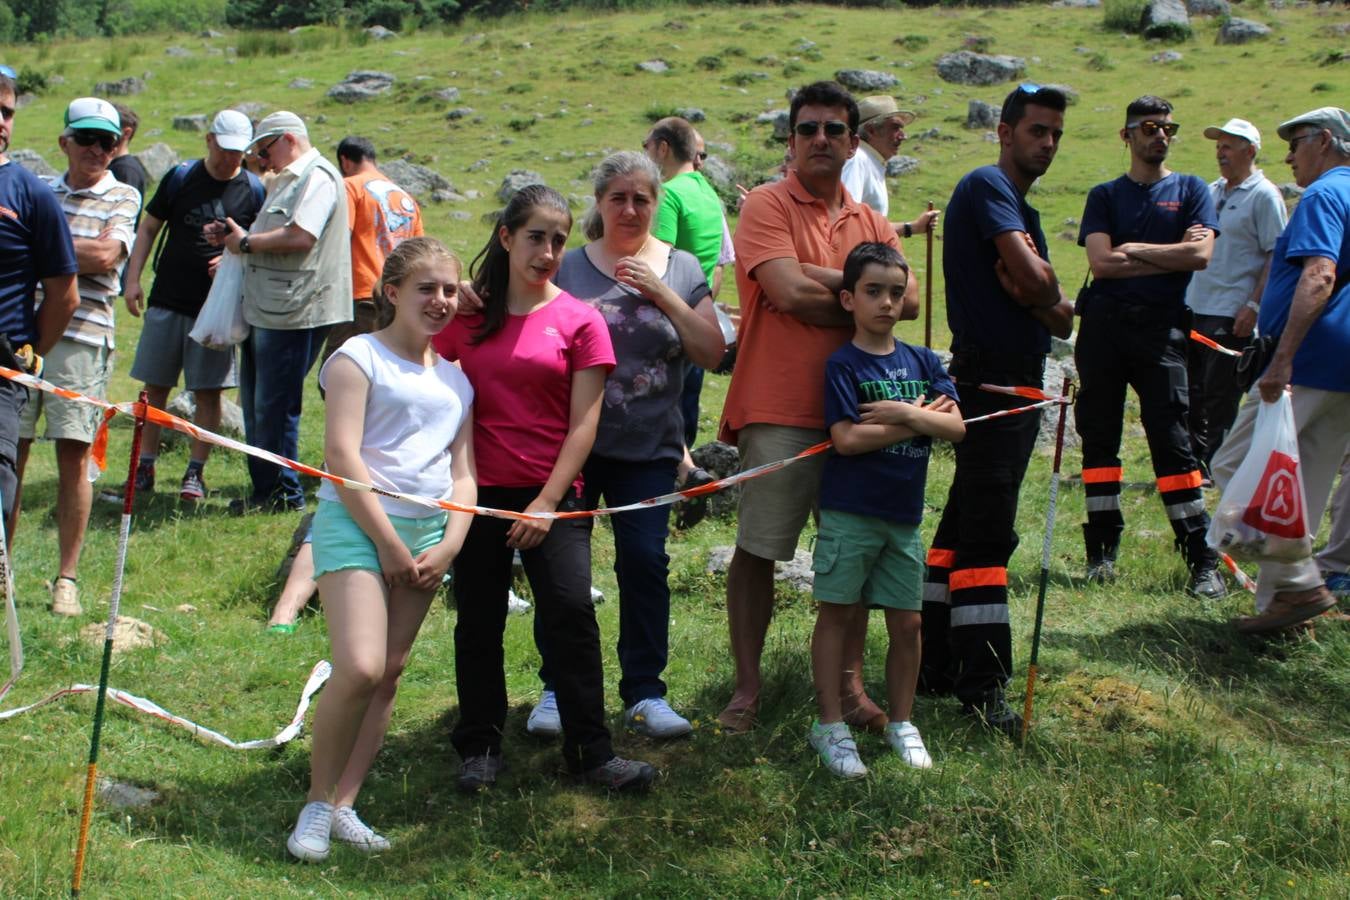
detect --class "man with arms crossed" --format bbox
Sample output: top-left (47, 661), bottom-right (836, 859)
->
top-left (920, 84), bottom-right (1073, 735)
top-left (717, 81), bottom-right (916, 733)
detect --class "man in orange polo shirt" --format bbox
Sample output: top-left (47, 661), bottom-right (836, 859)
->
top-left (717, 80), bottom-right (918, 732)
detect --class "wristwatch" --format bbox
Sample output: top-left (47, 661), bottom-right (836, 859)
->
top-left (902, 222), bottom-right (913, 238)
top-left (239, 235), bottom-right (252, 254)
top-left (1245, 300), bottom-right (1260, 312)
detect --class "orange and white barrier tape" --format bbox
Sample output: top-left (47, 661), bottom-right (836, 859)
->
top-left (1189, 330), bottom-right (1244, 359)
top-left (1220, 551), bottom-right (1258, 593)
top-left (978, 383), bottom-right (1072, 404)
top-left (0, 660), bottom-right (331, 749)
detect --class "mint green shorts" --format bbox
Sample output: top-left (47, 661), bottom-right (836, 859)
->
top-left (812, 508), bottom-right (923, 611)
top-left (312, 499), bottom-right (448, 578)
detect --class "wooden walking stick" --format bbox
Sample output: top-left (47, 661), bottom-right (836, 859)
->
top-left (1021, 377), bottom-right (1072, 745)
top-left (72, 391), bottom-right (149, 898)
top-left (923, 201), bottom-right (934, 349)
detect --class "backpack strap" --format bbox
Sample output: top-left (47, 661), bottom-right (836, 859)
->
top-left (151, 159), bottom-right (203, 273)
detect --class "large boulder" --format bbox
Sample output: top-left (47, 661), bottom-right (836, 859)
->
top-left (172, 114), bottom-right (208, 132)
top-left (1217, 18), bottom-right (1272, 44)
top-left (756, 109), bottom-right (791, 141)
top-left (935, 51), bottom-right (1026, 86)
top-left (966, 99), bottom-right (1000, 129)
top-left (637, 60), bottom-right (669, 74)
top-left (93, 76), bottom-right (146, 96)
top-left (1039, 356), bottom-right (1081, 454)
top-left (379, 159), bottom-right (454, 200)
top-left (135, 143), bottom-right (181, 182)
top-left (707, 546), bottom-right (815, 593)
top-left (676, 107), bottom-right (706, 123)
top-left (691, 440), bottom-right (740, 520)
top-left (327, 71), bottom-right (396, 103)
top-left (10, 148), bottom-right (58, 179)
top-left (160, 391), bottom-right (244, 447)
top-left (366, 25), bottom-right (397, 40)
top-left (886, 156), bottom-right (920, 177)
top-left (497, 169), bottom-right (545, 203)
top-left (1141, 0), bottom-right (1191, 41)
top-left (699, 155), bottom-right (735, 193)
top-left (834, 69), bottom-right (899, 92)
top-left (1186, 0), bottom-right (1229, 14)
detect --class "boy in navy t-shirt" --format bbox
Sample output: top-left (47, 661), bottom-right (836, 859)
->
top-left (808, 242), bottom-right (964, 779)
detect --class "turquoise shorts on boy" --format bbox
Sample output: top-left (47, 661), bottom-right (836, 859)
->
top-left (312, 498), bottom-right (448, 579)
top-left (812, 508), bottom-right (923, 611)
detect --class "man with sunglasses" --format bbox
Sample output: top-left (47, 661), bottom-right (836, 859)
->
top-left (717, 80), bottom-right (913, 734)
top-left (205, 110), bottom-right (351, 514)
top-left (920, 83), bottom-right (1073, 736)
top-left (1075, 95), bottom-right (1225, 599)
top-left (13, 97), bottom-right (139, 618)
top-left (1209, 107), bottom-right (1350, 633)
top-left (0, 68), bottom-right (79, 567)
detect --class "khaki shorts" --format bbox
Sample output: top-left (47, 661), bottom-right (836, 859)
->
top-left (20, 338), bottom-right (113, 444)
top-left (734, 422), bottom-right (827, 561)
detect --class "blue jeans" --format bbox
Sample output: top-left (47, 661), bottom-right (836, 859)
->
top-left (535, 456), bottom-right (677, 707)
top-left (238, 324), bottom-right (329, 507)
top-left (680, 365), bottom-right (703, 448)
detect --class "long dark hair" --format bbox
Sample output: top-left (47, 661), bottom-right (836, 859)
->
top-left (468, 183), bottom-right (572, 345)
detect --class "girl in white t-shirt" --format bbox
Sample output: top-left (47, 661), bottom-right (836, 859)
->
top-left (286, 237), bottom-right (476, 863)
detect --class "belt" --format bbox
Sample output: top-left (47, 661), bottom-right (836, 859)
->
top-left (950, 348), bottom-right (1046, 381)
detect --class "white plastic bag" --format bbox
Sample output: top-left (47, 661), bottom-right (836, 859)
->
top-left (1207, 392), bottom-right (1312, 563)
top-left (189, 251), bottom-right (248, 350)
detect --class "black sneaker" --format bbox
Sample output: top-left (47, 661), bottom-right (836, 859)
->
top-left (100, 460), bottom-right (155, 504)
top-left (1188, 564), bottom-right (1227, 600)
top-left (583, 756), bottom-right (657, 792)
top-left (456, 754), bottom-right (505, 793)
top-left (1085, 558), bottom-right (1116, 585)
top-left (962, 694), bottom-right (1023, 740)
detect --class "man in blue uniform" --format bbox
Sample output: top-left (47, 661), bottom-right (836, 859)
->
top-left (921, 84), bottom-right (1073, 736)
top-left (1075, 96), bottom-right (1226, 599)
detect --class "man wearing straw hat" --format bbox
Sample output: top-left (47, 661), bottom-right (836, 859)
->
top-left (840, 94), bottom-right (939, 241)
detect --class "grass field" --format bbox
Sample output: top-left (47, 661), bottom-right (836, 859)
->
top-left (2, 3), bottom-right (1349, 897)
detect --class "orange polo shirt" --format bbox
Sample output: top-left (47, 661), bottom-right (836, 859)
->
top-left (718, 171), bottom-right (898, 445)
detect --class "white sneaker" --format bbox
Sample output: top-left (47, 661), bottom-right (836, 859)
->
top-left (885, 720), bottom-right (933, 769)
top-left (808, 721), bottom-right (868, 779)
top-left (526, 689), bottom-right (561, 737)
top-left (590, 585), bottom-right (605, 604)
top-left (507, 589), bottom-right (531, 614)
top-left (625, 697), bottom-right (692, 738)
top-left (331, 806), bottom-right (390, 852)
top-left (286, 801), bottom-right (333, 862)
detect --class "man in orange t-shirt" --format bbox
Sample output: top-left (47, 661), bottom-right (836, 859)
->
top-left (325, 136), bottom-right (423, 360)
top-left (716, 80), bottom-right (919, 733)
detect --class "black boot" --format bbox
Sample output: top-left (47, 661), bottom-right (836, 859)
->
top-left (961, 689), bottom-right (1023, 739)
top-left (1084, 525), bottom-right (1118, 585)
top-left (1179, 533), bottom-right (1226, 600)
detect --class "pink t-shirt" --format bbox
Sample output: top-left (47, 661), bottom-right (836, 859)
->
top-left (433, 291), bottom-right (615, 488)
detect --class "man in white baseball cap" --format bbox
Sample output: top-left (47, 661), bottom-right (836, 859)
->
top-left (1183, 117), bottom-right (1287, 480)
top-left (210, 109), bottom-right (253, 152)
top-left (840, 94), bottom-right (938, 244)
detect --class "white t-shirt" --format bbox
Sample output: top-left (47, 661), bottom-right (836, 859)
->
top-left (840, 140), bottom-right (889, 217)
top-left (317, 333), bottom-right (474, 518)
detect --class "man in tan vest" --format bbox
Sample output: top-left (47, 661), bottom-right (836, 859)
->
top-left (208, 110), bottom-right (351, 513)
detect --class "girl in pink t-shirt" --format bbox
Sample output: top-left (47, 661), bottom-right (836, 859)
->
top-left (434, 184), bottom-right (656, 793)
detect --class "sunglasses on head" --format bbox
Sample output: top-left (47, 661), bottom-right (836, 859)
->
top-left (793, 119), bottom-right (850, 138)
top-left (70, 130), bottom-right (117, 152)
top-left (1015, 81), bottom-right (1045, 96)
top-left (1127, 120), bottom-right (1180, 138)
top-left (0, 64), bottom-right (16, 79)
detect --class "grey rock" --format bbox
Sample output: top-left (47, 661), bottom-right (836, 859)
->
top-left (637, 60), bottom-right (669, 74)
top-left (288, 77), bottom-right (313, 89)
top-left (691, 440), bottom-right (740, 520)
top-left (707, 141), bottom-right (735, 155)
top-left (1185, 0), bottom-right (1229, 14)
top-left (886, 156), bottom-right (920, 177)
top-left (707, 546), bottom-right (815, 593)
top-left (14, 93), bottom-right (35, 109)
top-left (463, 32), bottom-right (487, 45)
top-left (162, 392), bottom-right (244, 445)
top-left (983, 131), bottom-right (999, 143)
top-left (166, 46), bottom-right (192, 58)
top-left (935, 51), bottom-right (1026, 86)
top-left (431, 189), bottom-right (464, 203)
top-left (464, 189), bottom-right (481, 200)
top-left (757, 108), bottom-right (791, 141)
top-left (93, 76), bottom-right (146, 96)
top-left (10, 149), bottom-right (58, 178)
top-left (1217, 18), bottom-right (1272, 44)
top-left (794, 38), bottom-right (817, 51)
top-left (1038, 356), bottom-right (1081, 454)
top-left (232, 101), bottom-right (267, 119)
top-left (451, 210), bottom-right (472, 221)
top-left (327, 70), bottom-right (396, 103)
top-left (497, 169), bottom-right (545, 203)
top-left (435, 86), bottom-right (461, 102)
top-left (580, 118), bottom-right (594, 127)
top-left (676, 107), bottom-right (706, 123)
top-left (467, 158), bottom-right (491, 172)
top-left (315, 114), bottom-right (327, 124)
top-left (201, 29), bottom-right (224, 38)
top-left (48, 74), bottom-right (66, 86)
top-left (1142, 0), bottom-right (1191, 40)
top-left (1152, 50), bottom-right (1185, 63)
top-left (445, 107), bottom-right (475, 120)
top-left (1052, 0), bottom-right (1100, 6)
top-left (699, 156), bottom-right (735, 192)
top-left (1064, 216), bottom-right (1080, 227)
top-left (97, 778), bottom-right (160, 810)
top-left (1279, 182), bottom-right (1303, 200)
top-left (173, 114), bottom-right (209, 133)
top-left (834, 69), bottom-right (899, 92)
top-left (381, 159), bottom-right (454, 199)
top-left (1041, 83), bottom-right (1079, 105)
top-left (366, 25), bottom-right (397, 40)
top-left (966, 99), bottom-right (1000, 129)
top-left (136, 143), bottom-right (181, 182)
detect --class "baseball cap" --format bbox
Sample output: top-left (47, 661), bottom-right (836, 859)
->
top-left (64, 97), bottom-right (122, 135)
top-left (1203, 118), bottom-right (1261, 150)
top-left (857, 95), bottom-right (917, 128)
top-left (210, 109), bottom-right (253, 152)
top-left (1276, 106), bottom-right (1350, 142)
top-left (248, 110), bottom-right (308, 147)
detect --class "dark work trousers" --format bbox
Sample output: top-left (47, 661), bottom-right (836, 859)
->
top-left (535, 456), bottom-right (677, 708)
top-left (451, 485), bottom-right (614, 774)
top-left (921, 352), bottom-right (1044, 705)
top-left (680, 364), bottom-right (704, 449)
top-left (1074, 303), bottom-right (1213, 564)
top-left (1186, 312), bottom-right (1246, 474)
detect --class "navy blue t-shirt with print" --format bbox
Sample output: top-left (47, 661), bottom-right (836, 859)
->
top-left (944, 165), bottom-right (1051, 355)
top-left (0, 161), bottom-right (78, 346)
top-left (821, 339), bottom-right (958, 525)
top-left (1077, 172), bottom-right (1218, 309)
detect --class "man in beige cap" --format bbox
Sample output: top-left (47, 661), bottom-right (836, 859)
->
top-left (1183, 117), bottom-right (1287, 479)
top-left (206, 110), bottom-right (351, 513)
top-left (840, 95), bottom-right (939, 241)
top-left (1210, 106), bottom-right (1350, 632)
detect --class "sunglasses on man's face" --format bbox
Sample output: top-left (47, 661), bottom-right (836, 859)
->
top-left (257, 136), bottom-right (282, 160)
top-left (70, 130), bottom-right (117, 152)
top-left (794, 120), bottom-right (850, 139)
top-left (1127, 120), bottom-right (1180, 138)
top-left (696, 151), bottom-right (708, 161)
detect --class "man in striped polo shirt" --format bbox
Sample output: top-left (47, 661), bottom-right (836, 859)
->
top-left (15, 97), bottom-right (139, 618)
